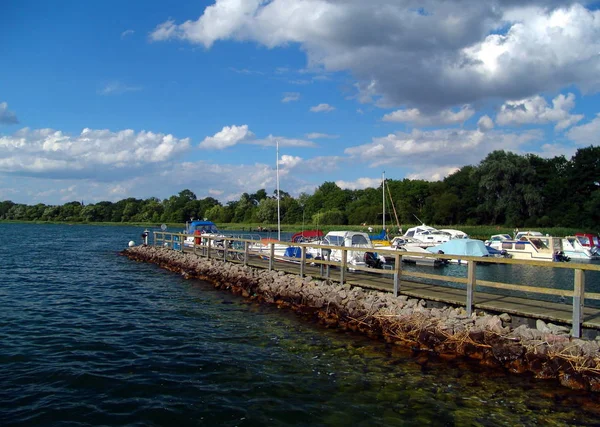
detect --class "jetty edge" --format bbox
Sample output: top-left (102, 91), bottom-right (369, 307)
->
top-left (121, 245), bottom-right (600, 392)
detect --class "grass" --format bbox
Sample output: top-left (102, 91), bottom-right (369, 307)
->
top-left (2, 220), bottom-right (586, 239)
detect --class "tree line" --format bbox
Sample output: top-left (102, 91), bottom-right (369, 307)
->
top-left (1, 148), bottom-right (599, 228)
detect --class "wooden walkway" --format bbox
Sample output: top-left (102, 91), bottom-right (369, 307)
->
top-left (195, 251), bottom-right (600, 332)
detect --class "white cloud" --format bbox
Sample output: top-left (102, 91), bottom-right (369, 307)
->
top-left (0, 102), bottom-right (18, 125)
top-left (477, 115), bottom-right (494, 132)
top-left (281, 92), bottom-right (300, 103)
top-left (566, 113), bottom-right (600, 145)
top-left (121, 29), bottom-right (135, 38)
top-left (149, 1), bottom-right (600, 110)
top-left (305, 132), bottom-right (339, 139)
top-left (496, 93), bottom-right (584, 130)
top-left (310, 103), bottom-right (335, 113)
top-left (407, 166), bottom-right (461, 182)
top-left (382, 105), bottom-right (475, 126)
top-left (278, 154), bottom-right (303, 168)
top-left (199, 124), bottom-right (254, 149)
top-left (336, 177), bottom-right (382, 190)
top-left (98, 81), bottom-right (142, 95)
top-left (199, 125), bottom-right (315, 149)
top-left (0, 127), bottom-right (191, 179)
top-left (344, 127), bottom-right (542, 170)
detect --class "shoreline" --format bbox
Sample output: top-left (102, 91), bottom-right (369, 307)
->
top-left (122, 245), bottom-right (600, 393)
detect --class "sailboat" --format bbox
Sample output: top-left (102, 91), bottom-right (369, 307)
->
top-left (370, 172), bottom-right (394, 246)
top-left (249, 140), bottom-right (315, 264)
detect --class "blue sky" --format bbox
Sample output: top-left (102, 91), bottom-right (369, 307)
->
top-left (1, 0), bottom-right (600, 205)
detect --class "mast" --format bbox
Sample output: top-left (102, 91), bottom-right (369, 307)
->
top-left (276, 139), bottom-right (281, 241)
top-left (382, 171), bottom-right (386, 233)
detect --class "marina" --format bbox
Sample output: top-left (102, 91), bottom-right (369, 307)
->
top-left (154, 230), bottom-right (600, 338)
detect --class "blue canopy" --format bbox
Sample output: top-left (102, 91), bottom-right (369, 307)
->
top-left (427, 239), bottom-right (490, 257)
top-left (187, 220), bottom-right (219, 234)
top-left (284, 247), bottom-right (313, 259)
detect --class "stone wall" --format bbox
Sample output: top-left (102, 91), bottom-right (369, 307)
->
top-left (121, 245), bottom-right (600, 392)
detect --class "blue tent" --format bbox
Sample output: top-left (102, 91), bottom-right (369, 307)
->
top-left (426, 239), bottom-right (490, 257)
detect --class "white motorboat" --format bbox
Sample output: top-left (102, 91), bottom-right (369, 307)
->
top-left (562, 236), bottom-right (600, 260)
top-left (308, 231), bottom-right (385, 269)
top-left (439, 229), bottom-right (469, 239)
top-left (402, 225), bottom-right (451, 248)
top-left (488, 234), bottom-right (569, 262)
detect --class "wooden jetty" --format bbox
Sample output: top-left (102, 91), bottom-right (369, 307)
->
top-left (153, 231), bottom-right (600, 338)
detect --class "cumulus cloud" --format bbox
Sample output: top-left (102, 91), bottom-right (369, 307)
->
top-left (0, 102), bottom-right (18, 125)
top-left (496, 93), bottom-right (584, 130)
top-left (281, 92), bottom-right (300, 102)
top-left (566, 114), bottom-right (600, 145)
top-left (0, 127), bottom-right (191, 179)
top-left (310, 103), bottom-right (335, 113)
top-left (149, 1), bottom-right (600, 110)
top-left (477, 115), bottom-right (494, 132)
top-left (98, 81), bottom-right (142, 95)
top-left (382, 105), bottom-right (475, 126)
top-left (199, 124), bottom-right (254, 149)
top-left (278, 154), bottom-right (303, 169)
top-left (407, 166), bottom-right (462, 182)
top-left (336, 177), bottom-right (382, 190)
top-left (344, 127), bottom-right (542, 169)
top-left (199, 125), bottom-right (315, 149)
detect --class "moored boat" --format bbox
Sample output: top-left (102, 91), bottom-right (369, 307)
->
top-left (487, 233), bottom-right (570, 262)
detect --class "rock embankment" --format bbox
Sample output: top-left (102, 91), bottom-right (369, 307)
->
top-left (122, 245), bottom-right (600, 392)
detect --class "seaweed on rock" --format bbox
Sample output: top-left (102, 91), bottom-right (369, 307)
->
top-left (121, 245), bottom-right (600, 392)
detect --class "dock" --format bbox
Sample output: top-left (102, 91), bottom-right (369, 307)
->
top-left (154, 231), bottom-right (600, 338)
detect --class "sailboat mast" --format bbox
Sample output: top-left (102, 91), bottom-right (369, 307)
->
top-left (276, 139), bottom-right (281, 241)
top-left (382, 171), bottom-right (386, 233)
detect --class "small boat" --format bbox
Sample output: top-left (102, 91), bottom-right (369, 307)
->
top-left (575, 233), bottom-right (600, 252)
top-left (381, 237), bottom-right (447, 267)
top-left (427, 239), bottom-right (491, 264)
top-left (291, 229), bottom-right (323, 243)
top-left (562, 236), bottom-right (600, 260)
top-left (484, 234), bottom-right (512, 246)
top-left (402, 225), bottom-right (451, 248)
top-left (439, 229), bottom-right (469, 239)
top-left (308, 231), bottom-right (386, 269)
top-left (487, 233), bottom-right (569, 262)
top-left (183, 220), bottom-right (222, 248)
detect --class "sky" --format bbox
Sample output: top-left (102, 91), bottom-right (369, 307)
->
top-left (1, 0), bottom-right (600, 205)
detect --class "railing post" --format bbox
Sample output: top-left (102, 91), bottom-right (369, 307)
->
top-left (223, 238), bottom-right (228, 262)
top-left (269, 243), bottom-right (274, 271)
top-left (326, 251), bottom-right (331, 278)
top-left (466, 260), bottom-right (476, 316)
top-left (340, 248), bottom-right (347, 284)
top-left (300, 246), bottom-right (306, 277)
top-left (243, 241), bottom-right (248, 266)
top-left (207, 238), bottom-right (211, 259)
top-left (393, 253), bottom-right (401, 297)
top-left (572, 269), bottom-right (585, 338)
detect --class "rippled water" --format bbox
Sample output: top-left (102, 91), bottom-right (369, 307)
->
top-left (2, 223), bottom-right (600, 426)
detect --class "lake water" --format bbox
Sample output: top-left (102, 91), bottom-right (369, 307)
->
top-left (2, 223), bottom-right (600, 426)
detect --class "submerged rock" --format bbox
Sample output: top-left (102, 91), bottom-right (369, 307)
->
top-left (121, 245), bottom-right (600, 393)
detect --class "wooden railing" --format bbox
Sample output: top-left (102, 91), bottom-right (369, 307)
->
top-left (153, 232), bottom-right (600, 338)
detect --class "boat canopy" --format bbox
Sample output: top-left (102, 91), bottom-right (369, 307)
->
top-left (291, 230), bottom-right (324, 242)
top-left (187, 220), bottom-right (219, 234)
top-left (427, 239), bottom-right (490, 257)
